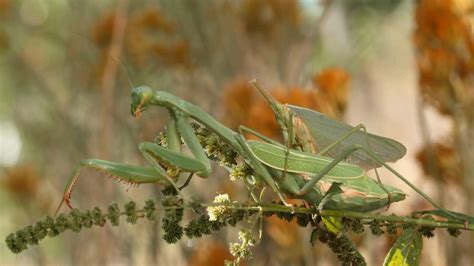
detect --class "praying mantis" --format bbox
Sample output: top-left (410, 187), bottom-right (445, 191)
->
top-left (53, 81), bottom-right (458, 220)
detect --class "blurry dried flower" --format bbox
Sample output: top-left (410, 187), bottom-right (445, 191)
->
top-left (414, 0), bottom-right (474, 115)
top-left (2, 164), bottom-right (40, 201)
top-left (223, 79), bottom-right (256, 129)
top-left (223, 69), bottom-right (351, 141)
top-left (0, 28), bottom-right (8, 51)
top-left (189, 241), bottom-right (235, 266)
top-left (90, 8), bottom-right (190, 85)
top-left (240, 0), bottom-right (300, 38)
top-left (126, 9), bottom-right (189, 67)
top-left (313, 68), bottom-right (351, 116)
top-left (266, 215), bottom-right (300, 248)
top-left (416, 138), bottom-right (463, 185)
top-left (0, 0), bottom-right (11, 17)
top-left (132, 9), bottom-right (175, 34)
top-left (91, 12), bottom-right (116, 49)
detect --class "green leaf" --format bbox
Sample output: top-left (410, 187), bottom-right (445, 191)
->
top-left (310, 228), bottom-right (318, 246)
top-left (383, 228), bottom-right (423, 266)
top-left (322, 216), bottom-right (343, 234)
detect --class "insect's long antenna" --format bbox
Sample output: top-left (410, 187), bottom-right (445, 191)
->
top-left (68, 33), bottom-right (135, 90)
top-left (110, 56), bottom-right (135, 89)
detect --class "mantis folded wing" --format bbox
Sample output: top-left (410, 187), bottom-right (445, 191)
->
top-left (245, 140), bottom-right (406, 211)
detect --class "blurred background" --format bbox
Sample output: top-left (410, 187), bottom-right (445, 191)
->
top-left (1, 0), bottom-right (473, 265)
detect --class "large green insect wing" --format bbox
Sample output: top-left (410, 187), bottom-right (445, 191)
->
top-left (289, 105), bottom-right (407, 169)
top-left (248, 141), bottom-right (364, 178)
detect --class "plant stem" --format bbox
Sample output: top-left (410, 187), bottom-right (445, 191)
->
top-left (156, 202), bottom-right (474, 231)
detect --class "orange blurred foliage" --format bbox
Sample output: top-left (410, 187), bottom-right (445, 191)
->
top-left (265, 215), bottom-right (300, 248)
top-left (0, 0), bottom-right (10, 17)
top-left (223, 68), bottom-right (351, 141)
top-left (90, 8), bottom-right (190, 85)
top-left (312, 67), bottom-right (351, 115)
top-left (416, 139), bottom-right (463, 185)
top-left (2, 164), bottom-right (40, 201)
top-left (189, 241), bottom-right (235, 266)
top-left (414, 0), bottom-right (473, 184)
top-left (126, 9), bottom-right (188, 68)
top-left (239, 0), bottom-right (300, 37)
top-left (414, 0), bottom-right (474, 115)
top-left (91, 12), bottom-right (116, 49)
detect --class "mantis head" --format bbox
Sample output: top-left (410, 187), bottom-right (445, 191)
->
top-left (131, 86), bottom-right (154, 118)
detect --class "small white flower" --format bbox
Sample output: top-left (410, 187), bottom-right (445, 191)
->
top-left (207, 193), bottom-right (231, 221)
top-left (229, 229), bottom-right (255, 260)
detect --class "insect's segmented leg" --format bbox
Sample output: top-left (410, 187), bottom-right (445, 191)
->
top-left (166, 117), bottom-right (182, 152)
top-left (300, 144), bottom-right (464, 221)
top-left (351, 146), bottom-right (464, 221)
top-left (298, 146), bottom-right (361, 195)
top-left (179, 173), bottom-right (194, 190)
top-left (55, 159), bottom-right (171, 216)
top-left (282, 111), bottom-right (295, 183)
top-left (316, 124), bottom-right (367, 157)
top-left (239, 126), bottom-right (282, 146)
top-left (138, 110), bottom-right (212, 197)
top-left (317, 182), bottom-right (343, 211)
top-left (315, 123), bottom-right (394, 207)
top-left (138, 142), bottom-right (186, 199)
top-left (174, 112), bottom-right (211, 177)
top-left (234, 133), bottom-right (291, 207)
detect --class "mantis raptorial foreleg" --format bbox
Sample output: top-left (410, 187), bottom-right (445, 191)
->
top-left (55, 107), bottom-right (214, 214)
top-left (55, 159), bottom-right (172, 215)
top-left (130, 87), bottom-right (293, 206)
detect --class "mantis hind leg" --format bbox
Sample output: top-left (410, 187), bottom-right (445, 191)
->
top-left (300, 144), bottom-right (464, 221)
top-left (55, 159), bottom-right (170, 216)
top-left (312, 123), bottom-right (393, 206)
top-left (318, 124), bottom-right (392, 206)
top-left (348, 146), bottom-right (464, 221)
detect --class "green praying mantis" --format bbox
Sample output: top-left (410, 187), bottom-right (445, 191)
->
top-left (54, 80), bottom-right (457, 220)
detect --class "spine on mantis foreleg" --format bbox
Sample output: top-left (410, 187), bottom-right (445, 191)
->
top-left (55, 165), bottom-right (82, 215)
top-left (54, 158), bottom-right (172, 215)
